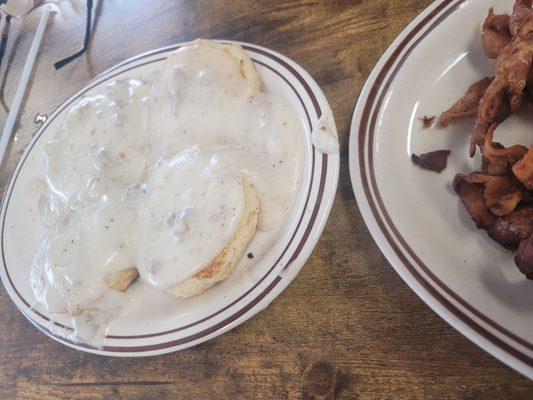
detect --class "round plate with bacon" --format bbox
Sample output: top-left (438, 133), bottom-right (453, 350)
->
top-left (350, 0), bottom-right (533, 378)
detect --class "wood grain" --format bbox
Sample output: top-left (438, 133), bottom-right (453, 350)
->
top-left (0, 0), bottom-right (532, 399)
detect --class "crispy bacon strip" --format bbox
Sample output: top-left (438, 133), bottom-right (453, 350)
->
top-left (470, 2), bottom-right (533, 157)
top-left (454, 174), bottom-right (533, 249)
top-left (466, 172), bottom-right (523, 216)
top-left (512, 147), bottom-right (533, 189)
top-left (439, 77), bottom-right (493, 127)
top-left (482, 123), bottom-right (528, 161)
top-left (411, 150), bottom-right (451, 173)
top-left (482, 8), bottom-right (512, 59)
top-left (490, 206), bottom-right (533, 249)
top-left (515, 233), bottom-right (533, 278)
top-left (510, 0), bottom-right (533, 38)
top-left (453, 174), bottom-right (496, 229)
top-left (470, 84), bottom-right (511, 157)
top-left (479, 123), bottom-right (529, 176)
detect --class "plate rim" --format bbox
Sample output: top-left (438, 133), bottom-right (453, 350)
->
top-left (348, 0), bottom-right (533, 378)
top-left (0, 40), bottom-right (339, 356)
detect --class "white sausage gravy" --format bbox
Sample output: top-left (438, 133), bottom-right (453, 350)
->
top-left (30, 40), bottom-right (303, 346)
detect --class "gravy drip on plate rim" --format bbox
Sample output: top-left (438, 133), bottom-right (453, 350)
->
top-left (311, 111), bottom-right (339, 154)
top-left (30, 40), bottom-right (303, 346)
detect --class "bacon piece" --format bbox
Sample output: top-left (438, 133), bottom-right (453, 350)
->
top-left (453, 174), bottom-right (533, 249)
top-left (515, 234), bottom-right (533, 279)
top-left (482, 8), bottom-right (512, 59)
top-left (411, 150), bottom-right (451, 173)
top-left (510, 0), bottom-right (533, 38)
top-left (455, 160), bottom-right (533, 280)
top-left (466, 172), bottom-right (523, 216)
top-left (469, 3), bottom-right (533, 156)
top-left (480, 123), bottom-right (528, 175)
top-left (453, 174), bottom-right (496, 230)
top-left (419, 115), bottom-right (435, 128)
top-left (470, 79), bottom-right (512, 156)
top-left (525, 85), bottom-right (533, 108)
top-left (489, 206), bottom-right (533, 249)
top-left (512, 147), bottom-right (533, 189)
top-left (439, 77), bottom-right (493, 127)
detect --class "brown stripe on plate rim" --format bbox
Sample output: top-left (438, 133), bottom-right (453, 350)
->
top-left (252, 59), bottom-right (328, 270)
top-left (28, 275), bottom-right (283, 353)
top-left (249, 48), bottom-right (331, 269)
top-left (357, 0), bottom-right (533, 365)
top-left (241, 45), bottom-right (321, 118)
top-left (1, 46), bottom-right (330, 348)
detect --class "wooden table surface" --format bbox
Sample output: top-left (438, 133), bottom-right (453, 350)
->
top-left (0, 1), bottom-right (532, 399)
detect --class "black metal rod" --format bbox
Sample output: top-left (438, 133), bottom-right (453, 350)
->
top-left (54, 0), bottom-right (93, 69)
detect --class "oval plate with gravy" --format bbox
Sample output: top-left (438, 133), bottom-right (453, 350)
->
top-left (0, 40), bottom-right (339, 356)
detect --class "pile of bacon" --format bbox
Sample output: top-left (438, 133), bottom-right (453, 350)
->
top-left (439, 0), bottom-right (533, 279)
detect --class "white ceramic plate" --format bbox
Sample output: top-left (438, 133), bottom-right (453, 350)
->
top-left (0, 40), bottom-right (339, 356)
top-left (350, 0), bottom-right (533, 378)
